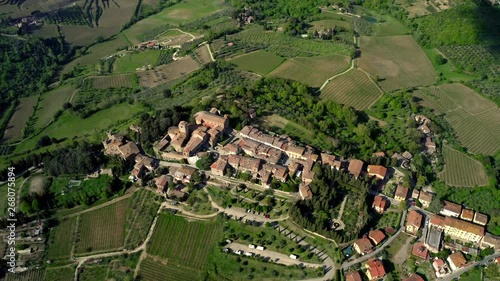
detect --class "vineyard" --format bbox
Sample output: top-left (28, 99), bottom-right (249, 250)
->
top-left (5, 269), bottom-right (44, 281)
top-left (75, 198), bottom-right (130, 255)
top-left (47, 217), bottom-right (76, 260)
top-left (45, 6), bottom-right (89, 26)
top-left (227, 25), bottom-right (351, 58)
top-left (138, 257), bottom-right (201, 281)
top-left (319, 69), bottom-right (383, 110)
top-left (269, 55), bottom-right (350, 87)
top-left (91, 74), bottom-right (134, 89)
top-left (155, 49), bottom-right (176, 66)
top-left (439, 145), bottom-right (489, 187)
top-left (148, 214), bottom-right (222, 269)
top-left (439, 45), bottom-right (499, 78)
top-left (45, 266), bottom-right (76, 281)
top-left (358, 35), bottom-right (436, 91)
top-left (124, 190), bottom-right (160, 249)
top-left (229, 50), bottom-right (284, 75)
top-left (438, 84), bottom-right (496, 115)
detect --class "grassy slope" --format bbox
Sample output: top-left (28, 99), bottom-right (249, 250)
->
top-left (114, 50), bottom-right (162, 73)
top-left (34, 85), bottom-right (74, 129)
top-left (229, 50), bottom-right (285, 75)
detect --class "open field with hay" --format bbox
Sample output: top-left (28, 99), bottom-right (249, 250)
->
top-left (438, 145), bottom-right (489, 187)
top-left (269, 55), bottom-right (350, 87)
top-left (320, 69), bottom-right (383, 110)
top-left (229, 50), bottom-right (284, 75)
top-left (359, 35), bottom-right (436, 91)
top-left (34, 85), bottom-right (74, 129)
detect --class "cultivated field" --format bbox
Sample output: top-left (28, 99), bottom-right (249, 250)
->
top-left (138, 56), bottom-right (199, 87)
top-left (91, 74), bottom-right (135, 89)
top-left (47, 217), bottom-right (76, 260)
top-left (438, 145), bottom-right (489, 187)
top-left (5, 269), bottom-right (45, 281)
top-left (320, 69), bottom-right (383, 110)
top-left (193, 44), bottom-right (213, 65)
top-left (1, 95), bottom-right (38, 143)
top-left (148, 214), bottom-right (222, 270)
top-left (138, 257), bottom-right (201, 281)
top-left (269, 55), bottom-right (350, 87)
top-left (75, 198), bottom-right (130, 255)
top-left (44, 267), bottom-right (76, 281)
top-left (34, 85), bottom-right (74, 129)
top-left (114, 50), bottom-right (162, 73)
top-left (358, 35), bottom-right (436, 91)
top-left (229, 50), bottom-right (284, 75)
top-left (414, 84), bottom-right (500, 155)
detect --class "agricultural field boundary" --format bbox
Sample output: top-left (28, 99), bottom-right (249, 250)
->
top-left (318, 59), bottom-right (355, 91)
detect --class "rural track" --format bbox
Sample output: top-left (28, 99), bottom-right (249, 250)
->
top-left (318, 59), bottom-right (355, 92)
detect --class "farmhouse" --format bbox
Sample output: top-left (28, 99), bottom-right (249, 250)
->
top-left (372, 196), bottom-right (388, 214)
top-left (394, 185), bottom-right (409, 201)
top-left (473, 212), bottom-right (488, 226)
top-left (425, 137), bottom-right (437, 154)
top-left (174, 166), bottom-right (198, 183)
top-left (406, 210), bottom-right (423, 236)
top-left (194, 110), bottom-right (229, 131)
top-left (353, 237), bottom-right (373, 255)
top-left (299, 184), bottom-right (313, 200)
top-left (102, 132), bottom-right (125, 155)
top-left (367, 165), bottom-right (387, 180)
top-left (364, 259), bottom-right (386, 281)
top-left (345, 271), bottom-right (362, 281)
top-left (429, 215), bottom-right (485, 243)
top-left (411, 242), bottom-right (429, 260)
top-left (418, 191), bottom-right (433, 208)
top-left (368, 230), bottom-right (386, 246)
top-left (460, 209), bottom-right (475, 222)
top-left (440, 201), bottom-right (462, 218)
top-left (348, 159), bottom-right (364, 178)
top-left (447, 252), bottom-right (467, 271)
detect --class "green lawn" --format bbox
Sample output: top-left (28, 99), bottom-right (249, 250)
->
top-left (460, 267), bottom-right (482, 281)
top-left (229, 50), bottom-right (284, 75)
top-left (34, 85), bottom-right (74, 129)
top-left (113, 50), bottom-right (162, 73)
top-left (423, 48), bottom-right (479, 82)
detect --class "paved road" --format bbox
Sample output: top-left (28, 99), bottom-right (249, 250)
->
top-left (226, 242), bottom-right (322, 268)
top-left (341, 209), bottom-right (408, 270)
top-left (439, 252), bottom-right (500, 281)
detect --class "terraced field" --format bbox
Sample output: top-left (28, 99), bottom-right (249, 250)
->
top-left (439, 145), bottom-right (489, 187)
top-left (269, 55), bottom-right (350, 87)
top-left (319, 69), bottom-right (383, 110)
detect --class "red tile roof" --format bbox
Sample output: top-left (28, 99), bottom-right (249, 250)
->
top-left (460, 209), bottom-right (475, 221)
top-left (403, 274), bottom-right (425, 281)
top-left (411, 242), bottom-right (429, 259)
top-left (442, 201), bottom-right (462, 215)
top-left (368, 230), bottom-right (386, 245)
top-left (366, 259), bottom-right (386, 279)
top-left (345, 271), bottom-right (362, 281)
top-left (348, 159), bottom-right (364, 178)
top-left (372, 196), bottom-right (387, 212)
top-left (367, 165), bottom-right (387, 179)
top-left (406, 210), bottom-right (423, 228)
top-left (354, 237), bottom-right (373, 254)
top-left (395, 185), bottom-right (409, 200)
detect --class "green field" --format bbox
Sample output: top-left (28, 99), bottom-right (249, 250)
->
top-left (122, 0), bottom-right (223, 43)
top-left (47, 217), bottom-right (77, 260)
top-left (45, 266), bottom-right (76, 281)
top-left (269, 55), bottom-right (350, 87)
top-left (439, 145), bottom-right (489, 187)
top-left (320, 69), bottom-right (383, 110)
top-left (423, 48), bottom-right (478, 82)
top-left (414, 84), bottom-right (500, 155)
top-left (1, 95), bottom-right (38, 143)
top-left (75, 198), bottom-right (130, 255)
top-left (229, 50), bottom-right (284, 75)
top-left (91, 74), bottom-right (135, 89)
top-left (148, 214), bottom-right (222, 270)
top-left (114, 50), bottom-right (162, 73)
top-left (264, 114), bottom-right (316, 144)
top-left (34, 85), bottom-right (74, 129)
top-left (359, 35), bottom-right (436, 92)
top-left (138, 257), bottom-right (201, 281)
top-left (124, 190), bottom-right (160, 249)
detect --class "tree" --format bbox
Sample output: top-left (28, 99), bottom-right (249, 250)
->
top-left (433, 54), bottom-right (447, 65)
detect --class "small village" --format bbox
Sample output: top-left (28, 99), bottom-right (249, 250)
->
top-left (100, 108), bottom-right (500, 281)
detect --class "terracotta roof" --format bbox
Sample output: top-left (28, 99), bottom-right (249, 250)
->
top-left (210, 158), bottom-right (227, 172)
top-left (418, 191), bottom-right (433, 203)
top-left (348, 159), bottom-right (364, 178)
top-left (345, 271), bottom-right (362, 281)
top-left (395, 185), bottom-right (409, 199)
top-left (442, 201), bottom-right (462, 215)
top-left (354, 237), bottom-right (373, 253)
top-left (448, 252), bottom-right (467, 268)
top-left (474, 212), bottom-right (488, 225)
top-left (367, 165), bottom-right (387, 179)
top-left (406, 210), bottom-right (423, 228)
top-left (299, 185), bottom-right (313, 200)
top-left (411, 242), bottom-right (428, 259)
top-left (372, 196), bottom-right (387, 211)
top-left (222, 143), bottom-right (239, 154)
top-left (431, 215), bottom-right (485, 236)
top-left (194, 111), bottom-right (227, 128)
top-left (460, 209), bottom-right (475, 221)
top-left (286, 144), bottom-right (305, 156)
top-left (321, 153), bottom-right (336, 166)
top-left (155, 175), bottom-right (169, 188)
top-left (368, 230), bottom-right (386, 245)
top-left (366, 259), bottom-right (386, 279)
top-left (482, 233), bottom-right (500, 249)
top-left (403, 274), bottom-right (425, 281)
top-left (118, 141), bottom-right (140, 159)
top-left (176, 166), bottom-right (197, 177)
top-left (373, 151), bottom-right (386, 157)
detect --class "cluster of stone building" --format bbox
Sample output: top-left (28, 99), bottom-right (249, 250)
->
top-left (345, 258), bottom-right (388, 281)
